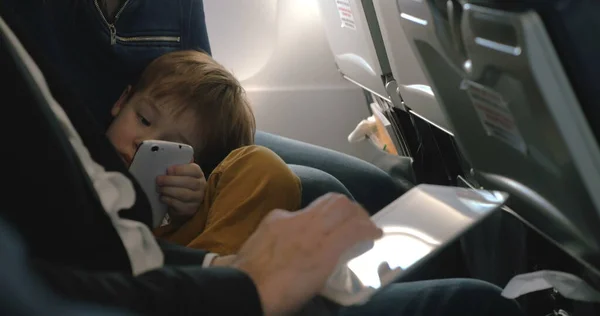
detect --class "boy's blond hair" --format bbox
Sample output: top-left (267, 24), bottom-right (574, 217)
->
top-left (131, 50), bottom-right (256, 173)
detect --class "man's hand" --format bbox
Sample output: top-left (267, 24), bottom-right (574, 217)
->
top-left (156, 163), bottom-right (206, 223)
top-left (231, 193), bottom-right (382, 316)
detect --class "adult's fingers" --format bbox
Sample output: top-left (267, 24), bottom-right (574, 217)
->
top-left (320, 214), bottom-right (382, 268)
top-left (301, 193), bottom-right (344, 212)
top-left (301, 193), bottom-right (364, 235)
top-left (298, 193), bottom-right (352, 234)
top-left (317, 196), bottom-right (369, 234)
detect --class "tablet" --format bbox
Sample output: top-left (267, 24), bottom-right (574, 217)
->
top-left (320, 184), bottom-right (509, 306)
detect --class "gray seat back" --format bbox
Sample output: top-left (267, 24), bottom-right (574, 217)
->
top-left (316, 0), bottom-right (393, 101)
top-left (396, 0), bottom-right (600, 270)
top-left (373, 0), bottom-right (452, 133)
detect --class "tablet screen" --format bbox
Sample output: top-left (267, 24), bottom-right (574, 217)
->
top-left (321, 184), bottom-right (508, 305)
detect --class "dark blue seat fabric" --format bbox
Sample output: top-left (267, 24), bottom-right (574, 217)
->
top-left (0, 0), bottom-right (212, 131)
top-left (256, 132), bottom-right (409, 212)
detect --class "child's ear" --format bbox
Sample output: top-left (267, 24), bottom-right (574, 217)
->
top-left (111, 85), bottom-right (132, 117)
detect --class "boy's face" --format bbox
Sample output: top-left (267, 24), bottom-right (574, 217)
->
top-left (106, 87), bottom-right (200, 167)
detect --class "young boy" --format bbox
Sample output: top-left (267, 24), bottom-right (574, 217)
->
top-left (106, 50), bottom-right (301, 255)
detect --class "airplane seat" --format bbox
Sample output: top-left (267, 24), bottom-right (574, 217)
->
top-left (315, 0), bottom-right (393, 102)
top-left (370, 0), bottom-right (474, 187)
top-left (473, 0), bottom-right (600, 143)
top-left (315, 0), bottom-right (413, 156)
top-left (372, 0), bottom-right (453, 135)
top-left (394, 0), bottom-right (600, 300)
top-left (317, 1), bottom-right (470, 186)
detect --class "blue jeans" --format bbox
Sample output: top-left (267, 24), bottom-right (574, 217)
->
top-left (256, 131), bottom-right (409, 213)
top-left (337, 279), bottom-right (524, 316)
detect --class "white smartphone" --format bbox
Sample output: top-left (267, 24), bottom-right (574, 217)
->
top-left (320, 184), bottom-right (509, 306)
top-left (128, 140), bottom-right (194, 228)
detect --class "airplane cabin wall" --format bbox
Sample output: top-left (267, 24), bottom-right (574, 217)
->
top-left (203, 0), bottom-right (376, 160)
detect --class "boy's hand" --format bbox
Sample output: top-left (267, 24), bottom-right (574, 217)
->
top-left (156, 163), bottom-right (206, 223)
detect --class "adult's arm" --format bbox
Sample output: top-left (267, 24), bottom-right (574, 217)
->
top-left (35, 260), bottom-right (263, 316)
top-left (157, 238), bottom-right (218, 266)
